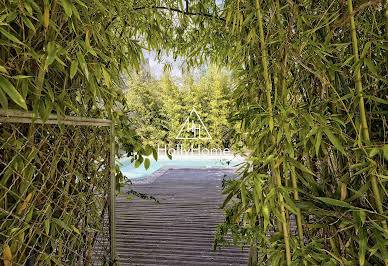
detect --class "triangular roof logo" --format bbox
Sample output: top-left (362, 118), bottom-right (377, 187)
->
top-left (176, 108), bottom-right (212, 139)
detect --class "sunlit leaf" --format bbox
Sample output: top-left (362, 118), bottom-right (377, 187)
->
top-left (144, 158), bottom-right (150, 170)
top-left (61, 0), bottom-right (73, 17)
top-left (0, 76), bottom-right (27, 110)
top-left (70, 60), bottom-right (78, 79)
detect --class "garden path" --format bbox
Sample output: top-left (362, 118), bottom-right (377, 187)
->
top-left (116, 168), bottom-right (248, 265)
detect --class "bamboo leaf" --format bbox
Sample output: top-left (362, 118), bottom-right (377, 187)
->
top-left (144, 145), bottom-right (153, 156)
top-left (43, 6), bottom-right (49, 28)
top-left (134, 159), bottom-right (141, 168)
top-left (18, 192), bottom-right (33, 214)
top-left (359, 227), bottom-right (367, 265)
top-left (360, 41), bottom-right (371, 58)
top-left (77, 51), bottom-right (89, 80)
top-left (371, 229), bottom-right (388, 261)
top-left (282, 191), bottom-right (299, 214)
top-left (323, 128), bottom-right (346, 154)
top-left (61, 0), bottom-right (73, 17)
top-left (220, 190), bottom-right (235, 209)
top-left (341, 55), bottom-right (354, 67)
top-left (152, 149), bottom-right (158, 161)
top-left (241, 183), bottom-right (247, 207)
top-left (3, 244), bottom-right (12, 266)
top-left (316, 197), bottom-right (352, 208)
top-left (0, 88), bottom-right (8, 109)
top-left (262, 205), bottom-right (269, 231)
top-left (383, 145), bottom-right (388, 162)
top-left (144, 158), bottom-right (150, 170)
top-left (367, 95), bottom-right (388, 105)
top-left (70, 60), bottom-right (78, 79)
top-left (0, 76), bottom-right (27, 110)
top-left (21, 15), bottom-right (36, 32)
top-left (44, 219), bottom-right (50, 235)
top-left (0, 28), bottom-right (24, 46)
top-left (253, 188), bottom-right (261, 216)
top-left (52, 218), bottom-right (71, 232)
top-left (315, 129), bottom-right (322, 156)
top-left (72, 226), bottom-right (80, 235)
top-left (45, 42), bottom-right (57, 70)
top-left (12, 75), bottom-right (32, 79)
top-left (25, 208), bottom-right (33, 223)
top-left (364, 58), bottom-right (377, 74)
top-left (286, 156), bottom-right (315, 176)
top-left (102, 67), bottom-right (111, 88)
top-left (0, 65), bottom-right (8, 74)
top-left (369, 148), bottom-right (379, 158)
top-left (348, 182), bottom-right (370, 202)
top-left (359, 210), bottom-right (366, 225)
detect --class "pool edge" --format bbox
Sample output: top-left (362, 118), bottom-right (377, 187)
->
top-left (130, 165), bottom-right (238, 185)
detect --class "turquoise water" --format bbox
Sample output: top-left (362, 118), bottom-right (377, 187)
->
top-left (119, 157), bottom-right (243, 179)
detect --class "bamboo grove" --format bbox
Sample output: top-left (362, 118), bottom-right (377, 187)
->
top-left (205, 0), bottom-right (388, 265)
top-left (1, 0), bottom-right (387, 265)
top-left (0, 0), bottom-right (175, 263)
top-left (124, 67), bottom-right (233, 149)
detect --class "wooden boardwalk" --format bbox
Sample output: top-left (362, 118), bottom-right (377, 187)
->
top-left (115, 168), bottom-right (249, 265)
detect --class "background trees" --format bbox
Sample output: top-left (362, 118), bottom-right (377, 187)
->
top-left (124, 66), bottom-right (233, 149)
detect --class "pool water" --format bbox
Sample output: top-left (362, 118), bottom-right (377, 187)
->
top-left (119, 156), bottom-right (243, 179)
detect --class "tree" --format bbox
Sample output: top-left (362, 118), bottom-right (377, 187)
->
top-left (125, 65), bottom-right (234, 149)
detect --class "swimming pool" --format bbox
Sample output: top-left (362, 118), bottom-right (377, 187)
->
top-left (118, 155), bottom-right (243, 179)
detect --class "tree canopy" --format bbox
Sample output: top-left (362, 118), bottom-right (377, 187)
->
top-left (124, 66), bottom-right (233, 149)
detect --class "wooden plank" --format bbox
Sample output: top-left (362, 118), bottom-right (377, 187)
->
top-left (115, 168), bottom-right (248, 265)
top-left (0, 109), bottom-right (112, 126)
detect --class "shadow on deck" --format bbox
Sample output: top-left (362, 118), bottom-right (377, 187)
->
top-left (115, 168), bottom-right (248, 265)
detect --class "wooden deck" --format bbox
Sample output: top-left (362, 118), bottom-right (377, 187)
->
top-left (115, 168), bottom-right (249, 265)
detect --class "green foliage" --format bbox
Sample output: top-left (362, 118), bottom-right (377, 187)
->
top-left (0, 122), bottom-right (113, 264)
top-left (1, 0), bottom-right (387, 264)
top-left (189, 0), bottom-right (388, 265)
top-left (0, 0), bottom-right (186, 263)
top-left (0, 0), bottom-right (179, 167)
top-left (124, 66), bottom-right (234, 149)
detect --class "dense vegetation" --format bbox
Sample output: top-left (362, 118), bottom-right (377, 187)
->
top-left (199, 1), bottom-right (387, 265)
top-left (1, 0), bottom-right (387, 265)
top-left (124, 66), bottom-right (233, 148)
top-left (0, 0), bottom-right (173, 263)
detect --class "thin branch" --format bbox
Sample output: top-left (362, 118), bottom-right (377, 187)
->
top-left (132, 6), bottom-right (225, 22)
top-left (104, 5), bottom-right (225, 31)
top-left (331, 0), bottom-right (381, 30)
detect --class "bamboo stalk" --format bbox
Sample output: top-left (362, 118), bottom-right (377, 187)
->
top-left (347, 1), bottom-right (388, 264)
top-left (255, 0), bottom-right (291, 264)
top-left (282, 1), bottom-right (305, 252)
top-left (347, 0), bottom-right (387, 227)
top-left (385, 0), bottom-right (388, 74)
top-left (347, 0), bottom-right (370, 142)
top-left (109, 121), bottom-right (117, 264)
top-left (290, 150), bottom-right (305, 250)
